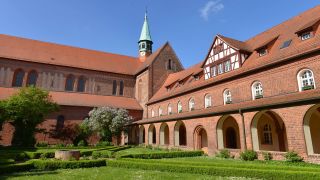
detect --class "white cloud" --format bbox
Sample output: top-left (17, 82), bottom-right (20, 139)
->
top-left (200, 0), bottom-right (224, 21)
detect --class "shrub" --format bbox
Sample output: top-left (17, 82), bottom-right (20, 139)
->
top-left (77, 140), bottom-right (87, 147)
top-left (92, 150), bottom-right (113, 159)
top-left (14, 153), bottom-right (27, 161)
top-left (54, 143), bottom-right (65, 148)
top-left (0, 162), bottom-right (34, 175)
top-left (36, 141), bottom-right (48, 147)
top-left (262, 152), bottom-right (272, 161)
top-left (240, 150), bottom-right (257, 161)
top-left (0, 158), bottom-right (15, 165)
top-left (32, 159), bottom-right (106, 170)
top-left (120, 151), bottom-right (204, 159)
top-left (66, 144), bottom-right (74, 148)
top-left (284, 151), bottom-right (303, 162)
top-left (95, 141), bottom-right (112, 147)
top-left (215, 149), bottom-right (230, 159)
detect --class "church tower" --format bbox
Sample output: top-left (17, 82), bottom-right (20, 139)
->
top-left (138, 11), bottom-right (153, 62)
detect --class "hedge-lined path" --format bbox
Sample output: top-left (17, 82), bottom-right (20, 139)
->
top-left (1, 166), bottom-right (250, 180)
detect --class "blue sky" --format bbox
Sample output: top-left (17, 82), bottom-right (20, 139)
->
top-left (0, 1), bottom-right (319, 68)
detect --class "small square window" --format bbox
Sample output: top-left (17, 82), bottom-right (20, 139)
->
top-left (301, 32), bottom-right (311, 41)
top-left (258, 49), bottom-right (267, 57)
top-left (280, 39), bottom-right (292, 49)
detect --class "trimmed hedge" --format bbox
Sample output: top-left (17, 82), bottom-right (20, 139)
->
top-left (119, 151), bottom-right (204, 159)
top-left (32, 159), bottom-right (106, 170)
top-left (108, 160), bottom-right (320, 179)
top-left (0, 162), bottom-right (34, 174)
top-left (92, 150), bottom-right (113, 159)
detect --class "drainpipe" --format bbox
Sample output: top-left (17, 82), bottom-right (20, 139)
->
top-left (239, 109), bottom-right (247, 150)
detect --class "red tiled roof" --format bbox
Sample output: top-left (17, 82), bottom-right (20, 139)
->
top-left (0, 87), bottom-right (143, 110)
top-left (296, 17), bottom-right (320, 34)
top-left (137, 88), bottom-right (320, 125)
top-left (218, 34), bottom-right (252, 52)
top-left (148, 5), bottom-right (320, 105)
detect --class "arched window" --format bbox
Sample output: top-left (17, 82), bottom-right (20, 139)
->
top-left (204, 94), bottom-right (212, 108)
top-left (223, 89), bottom-right (232, 104)
top-left (158, 107), bottom-right (163, 116)
top-left (26, 70), bottom-right (38, 86)
top-left (177, 101), bottom-right (182, 113)
top-left (189, 98), bottom-right (195, 111)
top-left (112, 80), bottom-right (117, 95)
top-left (263, 124), bottom-right (273, 145)
top-left (168, 104), bottom-right (172, 115)
top-left (65, 74), bottom-right (75, 91)
top-left (12, 69), bottom-right (25, 87)
top-left (77, 76), bottom-right (86, 92)
top-left (151, 109), bottom-right (155, 118)
top-left (56, 115), bottom-right (65, 130)
top-left (252, 81), bottom-right (263, 99)
top-left (119, 80), bottom-right (124, 96)
top-left (298, 69), bottom-right (315, 91)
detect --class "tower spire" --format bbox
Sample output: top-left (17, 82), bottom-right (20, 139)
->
top-left (138, 10), bottom-right (153, 62)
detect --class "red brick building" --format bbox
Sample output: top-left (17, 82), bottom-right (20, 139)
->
top-left (1, 6), bottom-right (320, 162)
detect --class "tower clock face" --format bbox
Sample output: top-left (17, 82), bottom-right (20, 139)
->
top-left (140, 52), bottom-right (146, 56)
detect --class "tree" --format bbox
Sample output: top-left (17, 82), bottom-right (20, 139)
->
top-left (82, 107), bottom-right (132, 143)
top-left (0, 86), bottom-right (59, 147)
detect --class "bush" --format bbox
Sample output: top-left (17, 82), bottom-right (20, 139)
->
top-left (262, 152), bottom-right (272, 161)
top-left (120, 151), bottom-right (204, 159)
top-left (284, 151), bottom-right (303, 162)
top-left (96, 141), bottom-right (113, 147)
top-left (77, 140), bottom-right (87, 147)
top-left (14, 153), bottom-right (27, 161)
top-left (32, 159), bottom-right (106, 170)
top-left (0, 158), bottom-right (15, 165)
top-left (0, 162), bottom-right (34, 175)
top-left (240, 150), bottom-right (257, 161)
top-left (92, 150), bottom-right (113, 159)
top-left (215, 149), bottom-right (230, 159)
top-left (36, 141), bottom-right (48, 147)
top-left (54, 143), bottom-right (65, 148)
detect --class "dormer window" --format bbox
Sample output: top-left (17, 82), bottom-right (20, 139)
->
top-left (301, 32), bottom-right (311, 41)
top-left (194, 75), bottom-right (199, 81)
top-left (224, 60), bottom-right (231, 72)
top-left (258, 48), bottom-right (267, 57)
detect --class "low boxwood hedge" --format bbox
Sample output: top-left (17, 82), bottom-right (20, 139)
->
top-left (0, 162), bottom-right (34, 174)
top-left (108, 160), bottom-right (320, 179)
top-left (92, 150), bottom-right (113, 159)
top-left (119, 151), bottom-right (204, 159)
top-left (32, 159), bottom-right (106, 170)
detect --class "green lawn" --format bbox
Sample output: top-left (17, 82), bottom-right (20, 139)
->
top-left (1, 166), bottom-right (249, 180)
top-left (113, 147), bottom-right (165, 157)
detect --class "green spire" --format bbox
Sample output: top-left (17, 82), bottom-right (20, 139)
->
top-left (139, 12), bottom-right (152, 42)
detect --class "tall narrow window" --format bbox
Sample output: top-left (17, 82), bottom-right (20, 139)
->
top-left (56, 115), bottom-right (65, 130)
top-left (252, 81), bottom-right (263, 99)
top-left (119, 80), bottom-right (124, 96)
top-left (12, 69), bottom-right (25, 87)
top-left (167, 59), bottom-right (172, 70)
top-left (177, 101), bottom-right (182, 113)
top-left (211, 66), bottom-right (217, 77)
top-left (189, 98), bottom-right (195, 111)
top-left (77, 76), bottom-right (86, 92)
top-left (65, 75), bottom-right (75, 91)
top-left (263, 124), bottom-right (273, 145)
top-left (168, 104), bottom-right (172, 115)
top-left (26, 70), bottom-right (38, 86)
top-left (224, 60), bottom-right (231, 72)
top-left (218, 63), bottom-right (224, 74)
top-left (204, 94), bottom-right (212, 108)
top-left (112, 80), bottom-right (117, 95)
top-left (223, 89), bottom-right (232, 104)
top-left (298, 69), bottom-right (315, 91)
top-left (151, 109), bottom-right (155, 118)
top-left (158, 107), bottom-right (163, 116)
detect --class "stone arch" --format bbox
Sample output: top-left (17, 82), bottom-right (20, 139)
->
top-left (160, 122), bottom-right (169, 145)
top-left (174, 121), bottom-right (187, 146)
top-left (194, 125), bottom-right (208, 151)
top-left (251, 110), bottom-right (288, 152)
top-left (303, 104), bottom-right (320, 155)
top-left (139, 125), bottom-right (145, 144)
top-left (148, 124), bottom-right (156, 144)
top-left (217, 115), bottom-right (241, 149)
top-left (130, 126), bottom-right (139, 145)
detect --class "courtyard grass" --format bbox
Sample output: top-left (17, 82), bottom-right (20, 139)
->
top-left (1, 166), bottom-right (250, 180)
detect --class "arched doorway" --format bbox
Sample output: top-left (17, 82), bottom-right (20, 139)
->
top-left (217, 115), bottom-right (241, 149)
top-left (148, 124), bottom-right (156, 145)
top-left (160, 123), bottom-right (169, 145)
top-left (174, 121), bottom-right (187, 146)
top-left (304, 104), bottom-right (320, 155)
top-left (194, 126), bottom-right (208, 150)
top-left (130, 126), bottom-right (138, 145)
top-left (251, 111), bottom-right (288, 152)
top-left (139, 125), bottom-right (145, 144)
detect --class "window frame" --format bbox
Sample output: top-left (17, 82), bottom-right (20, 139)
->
top-left (26, 70), bottom-right (38, 87)
top-left (297, 69), bottom-right (316, 92)
top-left (12, 69), bottom-right (25, 87)
top-left (301, 32), bottom-right (312, 41)
top-left (204, 94), bottom-right (212, 108)
top-left (65, 74), bottom-right (75, 91)
top-left (223, 89), bottom-right (232, 105)
top-left (177, 101), bottom-right (182, 113)
top-left (252, 81), bottom-right (264, 100)
top-left (188, 98), bottom-right (195, 111)
top-left (167, 104), bottom-right (172, 115)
